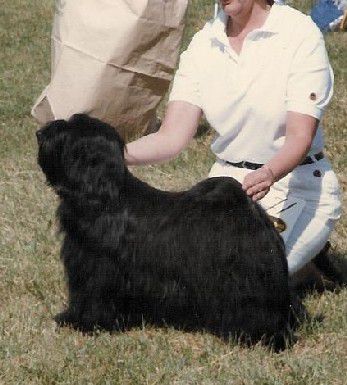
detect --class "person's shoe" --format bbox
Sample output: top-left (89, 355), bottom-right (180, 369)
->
top-left (289, 242), bottom-right (343, 295)
top-left (289, 262), bottom-right (334, 294)
top-left (312, 242), bottom-right (344, 285)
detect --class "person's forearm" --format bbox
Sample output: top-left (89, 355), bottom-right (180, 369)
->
top-left (125, 131), bottom-right (184, 166)
top-left (242, 132), bottom-right (313, 201)
top-left (266, 132), bottom-right (313, 182)
top-left (266, 111), bottom-right (318, 181)
top-left (124, 101), bottom-right (202, 166)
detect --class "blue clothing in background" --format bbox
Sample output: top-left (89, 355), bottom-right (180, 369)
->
top-left (310, 0), bottom-right (343, 32)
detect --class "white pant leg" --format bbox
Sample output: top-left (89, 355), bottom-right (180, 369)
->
top-left (285, 209), bottom-right (336, 274)
top-left (208, 158), bottom-right (342, 275)
top-left (276, 158), bottom-right (341, 274)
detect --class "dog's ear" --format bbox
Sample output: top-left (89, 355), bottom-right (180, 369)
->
top-left (63, 134), bottom-right (125, 201)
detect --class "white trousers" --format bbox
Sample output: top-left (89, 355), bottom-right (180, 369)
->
top-left (209, 158), bottom-right (342, 275)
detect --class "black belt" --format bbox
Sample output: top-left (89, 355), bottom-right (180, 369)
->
top-left (223, 151), bottom-right (324, 170)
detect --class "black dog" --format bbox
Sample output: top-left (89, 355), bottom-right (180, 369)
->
top-left (37, 114), bottom-right (303, 350)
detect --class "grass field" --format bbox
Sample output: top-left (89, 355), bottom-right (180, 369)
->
top-left (0, 1), bottom-right (346, 384)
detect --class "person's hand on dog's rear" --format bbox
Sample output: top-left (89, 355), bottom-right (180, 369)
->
top-left (242, 165), bottom-right (275, 201)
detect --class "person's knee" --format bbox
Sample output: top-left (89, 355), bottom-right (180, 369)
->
top-left (286, 220), bottom-right (335, 275)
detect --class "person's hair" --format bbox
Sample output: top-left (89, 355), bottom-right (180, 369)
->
top-left (267, 0), bottom-right (275, 4)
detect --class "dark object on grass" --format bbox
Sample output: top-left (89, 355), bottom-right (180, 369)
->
top-left (36, 114), bottom-right (306, 351)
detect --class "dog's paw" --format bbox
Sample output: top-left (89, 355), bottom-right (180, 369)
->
top-left (54, 310), bottom-right (95, 333)
top-left (54, 309), bottom-right (110, 333)
top-left (54, 310), bottom-right (76, 327)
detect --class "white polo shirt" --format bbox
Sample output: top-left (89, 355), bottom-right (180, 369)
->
top-left (169, 4), bottom-right (333, 164)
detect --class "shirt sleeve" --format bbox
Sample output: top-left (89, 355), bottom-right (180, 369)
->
top-left (285, 27), bottom-right (333, 120)
top-left (168, 32), bottom-right (203, 109)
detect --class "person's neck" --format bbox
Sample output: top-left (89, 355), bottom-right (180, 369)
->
top-left (227, 2), bottom-right (271, 38)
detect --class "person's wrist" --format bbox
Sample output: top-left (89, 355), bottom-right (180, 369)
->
top-left (261, 164), bottom-right (276, 184)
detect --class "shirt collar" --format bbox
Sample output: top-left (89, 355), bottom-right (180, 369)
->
top-left (210, 3), bottom-right (281, 45)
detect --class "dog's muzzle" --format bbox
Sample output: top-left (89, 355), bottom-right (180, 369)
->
top-left (36, 129), bottom-right (44, 145)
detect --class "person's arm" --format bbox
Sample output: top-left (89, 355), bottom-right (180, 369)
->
top-left (244, 23), bottom-right (332, 201)
top-left (242, 111), bottom-right (318, 201)
top-left (125, 101), bottom-right (202, 166)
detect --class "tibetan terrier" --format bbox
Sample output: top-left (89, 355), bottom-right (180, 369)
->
top-left (36, 114), bottom-right (304, 350)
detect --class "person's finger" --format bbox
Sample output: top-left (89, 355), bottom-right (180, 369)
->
top-left (246, 181), bottom-right (271, 196)
top-left (243, 174), bottom-right (264, 190)
top-left (252, 188), bottom-right (269, 201)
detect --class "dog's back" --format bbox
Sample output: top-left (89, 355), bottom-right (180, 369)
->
top-left (63, 172), bottom-right (293, 349)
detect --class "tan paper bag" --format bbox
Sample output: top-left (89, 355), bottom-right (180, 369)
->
top-left (32, 0), bottom-right (188, 139)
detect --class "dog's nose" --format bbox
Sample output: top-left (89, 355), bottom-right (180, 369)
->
top-left (36, 130), bottom-right (43, 142)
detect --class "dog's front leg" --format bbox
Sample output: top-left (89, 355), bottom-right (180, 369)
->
top-left (55, 237), bottom-right (121, 332)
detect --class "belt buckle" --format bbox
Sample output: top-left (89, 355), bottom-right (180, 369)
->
top-left (241, 161), bottom-right (247, 168)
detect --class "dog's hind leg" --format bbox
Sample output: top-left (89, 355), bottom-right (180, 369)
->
top-left (220, 303), bottom-right (295, 351)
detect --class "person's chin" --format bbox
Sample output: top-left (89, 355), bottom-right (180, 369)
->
top-left (221, 1), bottom-right (243, 17)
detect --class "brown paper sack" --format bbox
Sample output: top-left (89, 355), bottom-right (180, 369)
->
top-left (32, 0), bottom-right (188, 139)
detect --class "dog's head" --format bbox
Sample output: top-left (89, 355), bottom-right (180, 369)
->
top-left (36, 114), bottom-right (126, 200)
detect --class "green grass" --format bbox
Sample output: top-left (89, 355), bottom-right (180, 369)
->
top-left (0, 1), bottom-right (346, 384)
